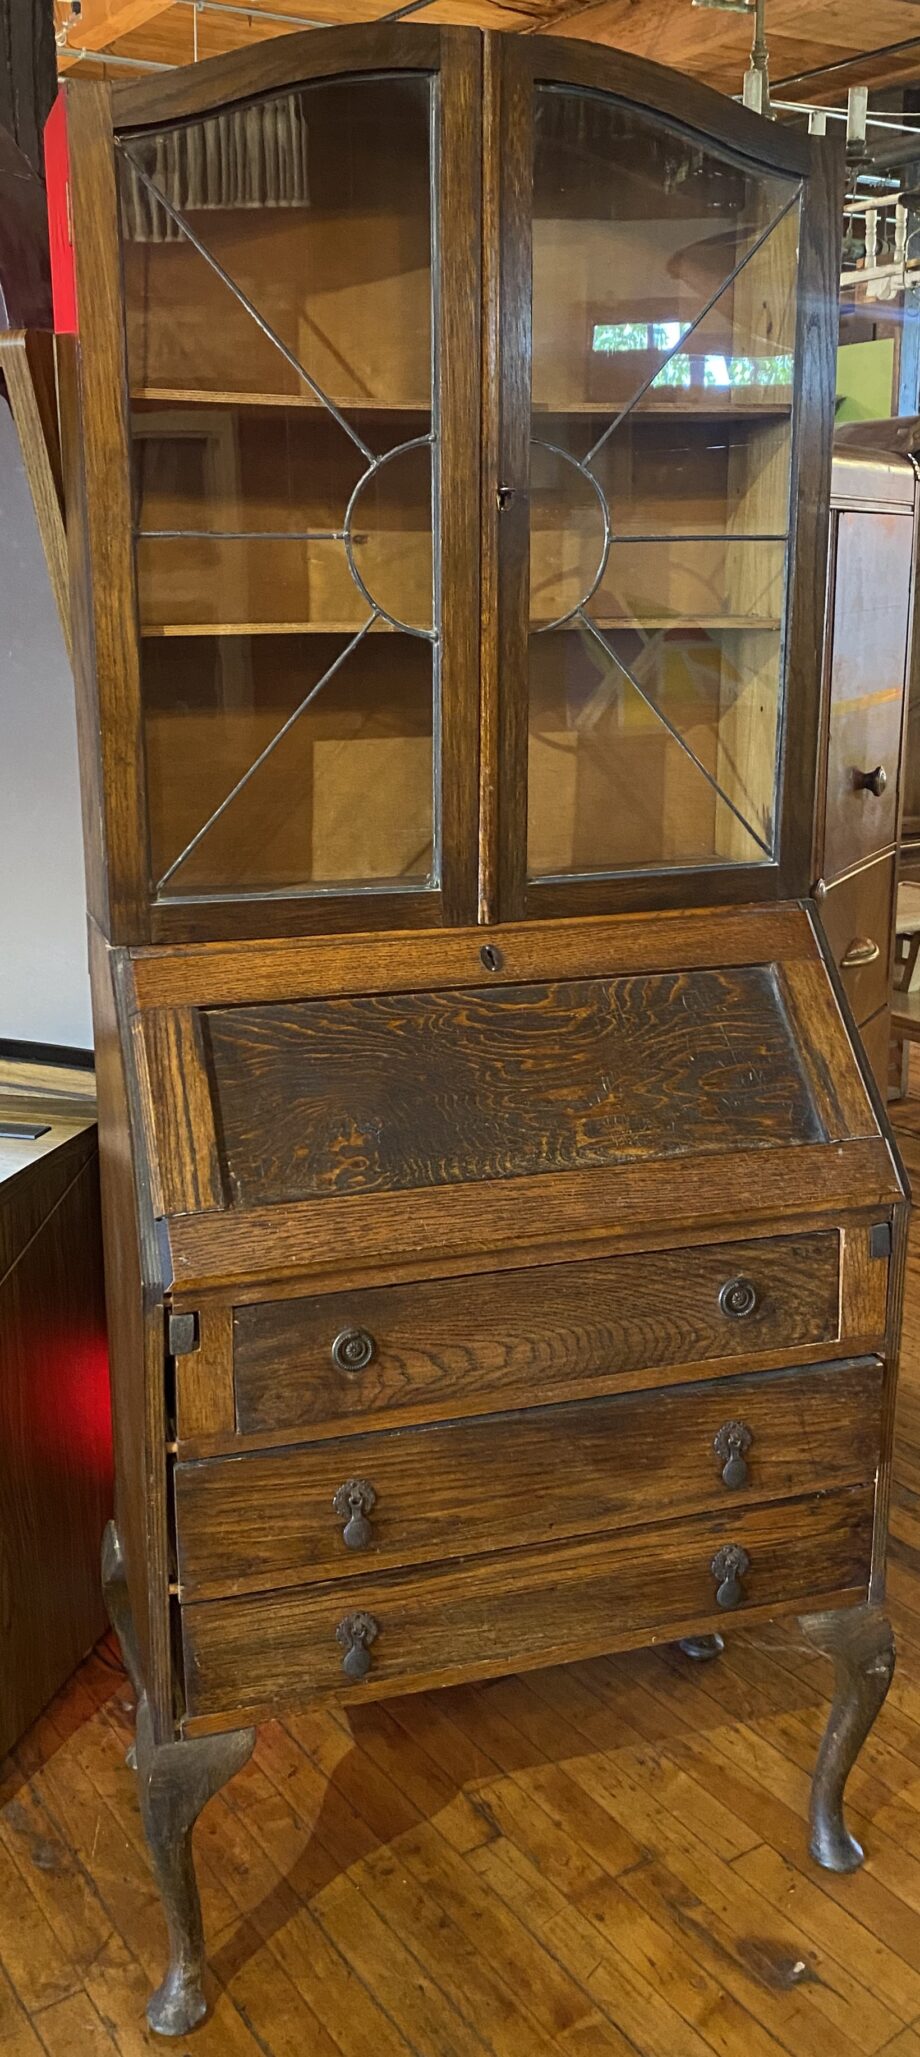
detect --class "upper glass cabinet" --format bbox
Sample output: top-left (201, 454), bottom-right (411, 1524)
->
top-left (66, 27), bottom-right (833, 941)
top-left (523, 83), bottom-right (802, 886)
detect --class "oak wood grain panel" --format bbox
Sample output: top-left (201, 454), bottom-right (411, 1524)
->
top-left (165, 1136), bottom-right (904, 1297)
top-left (88, 923), bottom-right (172, 1737)
top-left (841, 1221), bottom-right (891, 1342)
top-left (174, 1358), bottom-right (882, 1600)
top-left (205, 966), bottom-right (823, 1206)
top-left (179, 1485), bottom-right (874, 1721)
top-left (134, 1007), bottom-right (224, 1217)
top-left (174, 1305), bottom-right (235, 1442)
top-left (822, 510), bottom-right (912, 881)
top-left (129, 900), bottom-right (817, 1011)
top-left (776, 958), bottom-right (878, 1142)
top-left (229, 1230), bottom-right (841, 1441)
top-left (65, 83), bottom-right (151, 943)
top-left (112, 21), bottom-right (442, 129)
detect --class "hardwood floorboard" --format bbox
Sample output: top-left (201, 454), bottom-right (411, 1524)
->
top-left (5, 1090), bottom-right (920, 2049)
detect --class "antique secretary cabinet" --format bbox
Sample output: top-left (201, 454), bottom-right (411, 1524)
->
top-left (54, 22), bottom-right (907, 2038)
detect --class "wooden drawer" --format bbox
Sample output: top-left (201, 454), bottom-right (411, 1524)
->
top-left (820, 855), bottom-right (895, 1026)
top-left (174, 1358), bottom-right (882, 1599)
top-left (179, 1487), bottom-right (875, 1723)
top-left (226, 1231), bottom-right (842, 1442)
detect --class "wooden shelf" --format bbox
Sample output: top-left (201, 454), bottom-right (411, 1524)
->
top-left (132, 388), bottom-right (430, 413)
top-left (141, 620), bottom-right (408, 637)
top-left (130, 387), bottom-right (791, 424)
top-left (142, 614), bottom-right (779, 639)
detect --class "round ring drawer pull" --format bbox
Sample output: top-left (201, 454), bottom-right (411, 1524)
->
top-left (840, 937), bottom-right (880, 969)
top-left (331, 1327), bottom-right (376, 1373)
top-left (718, 1276), bottom-right (758, 1320)
top-left (713, 1420), bottom-right (753, 1489)
top-left (333, 1478), bottom-right (377, 1550)
top-left (336, 1611), bottom-right (379, 1681)
top-left (711, 1544), bottom-right (750, 1610)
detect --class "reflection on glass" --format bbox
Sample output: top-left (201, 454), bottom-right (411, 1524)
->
top-left (118, 74), bottom-right (437, 902)
top-left (527, 83), bottom-right (800, 878)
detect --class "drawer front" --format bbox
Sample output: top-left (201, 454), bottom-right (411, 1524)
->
top-left (180, 1487), bottom-right (874, 1721)
top-left (820, 855), bottom-right (894, 1025)
top-left (175, 1358), bottom-right (882, 1599)
top-left (230, 1231), bottom-right (842, 1440)
top-left (824, 507), bottom-right (911, 879)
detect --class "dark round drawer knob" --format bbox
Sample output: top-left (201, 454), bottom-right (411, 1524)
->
top-left (336, 1611), bottom-right (378, 1681)
top-left (711, 1543), bottom-right (750, 1610)
top-left (718, 1276), bottom-right (758, 1320)
top-left (331, 1327), bottom-right (375, 1373)
top-left (713, 1420), bottom-right (753, 1489)
top-left (854, 764), bottom-right (887, 798)
top-left (332, 1478), bottom-right (377, 1550)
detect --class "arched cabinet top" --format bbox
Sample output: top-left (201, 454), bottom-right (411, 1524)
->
top-left (108, 22), bottom-right (813, 180)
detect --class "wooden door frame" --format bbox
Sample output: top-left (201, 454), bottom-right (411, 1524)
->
top-left (65, 25), bottom-right (483, 946)
top-left (480, 33), bottom-right (843, 925)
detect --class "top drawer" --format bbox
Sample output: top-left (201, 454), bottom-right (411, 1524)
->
top-left (208, 1229), bottom-right (846, 1444)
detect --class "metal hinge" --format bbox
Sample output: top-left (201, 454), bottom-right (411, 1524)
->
top-left (167, 1311), bottom-right (199, 1356)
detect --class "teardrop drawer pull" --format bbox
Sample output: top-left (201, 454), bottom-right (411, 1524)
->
top-left (718, 1275), bottom-right (758, 1320)
top-left (332, 1478), bottom-right (377, 1549)
top-left (840, 937), bottom-right (880, 968)
top-left (711, 1543), bottom-right (750, 1610)
top-left (336, 1611), bottom-right (379, 1680)
top-left (713, 1420), bottom-right (753, 1489)
top-left (331, 1327), bottom-right (376, 1373)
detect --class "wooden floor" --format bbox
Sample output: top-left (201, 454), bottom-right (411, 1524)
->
top-left (6, 1156), bottom-right (920, 2053)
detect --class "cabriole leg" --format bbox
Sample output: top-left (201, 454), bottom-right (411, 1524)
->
top-left (799, 1605), bottom-right (895, 1872)
top-left (101, 1521), bottom-right (255, 2035)
top-left (135, 1697), bottom-right (255, 2036)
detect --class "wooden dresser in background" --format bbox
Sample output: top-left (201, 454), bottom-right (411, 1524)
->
top-left (0, 1051), bottom-right (110, 1758)
top-left (52, 30), bottom-right (910, 2038)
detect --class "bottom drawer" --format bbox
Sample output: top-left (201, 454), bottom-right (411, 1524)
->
top-left (180, 1487), bottom-right (874, 1726)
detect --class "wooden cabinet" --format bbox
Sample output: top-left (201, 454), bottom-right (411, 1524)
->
top-left (815, 431), bottom-right (918, 1095)
top-left (57, 28), bottom-right (906, 2038)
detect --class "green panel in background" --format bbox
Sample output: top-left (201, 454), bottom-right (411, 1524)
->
top-left (836, 337), bottom-right (896, 422)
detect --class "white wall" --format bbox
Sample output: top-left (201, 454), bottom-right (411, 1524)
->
top-left (0, 402), bottom-right (92, 1050)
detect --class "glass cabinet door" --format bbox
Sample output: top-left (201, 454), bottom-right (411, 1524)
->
top-left (490, 50), bottom-right (820, 913)
top-left (113, 37), bottom-right (479, 932)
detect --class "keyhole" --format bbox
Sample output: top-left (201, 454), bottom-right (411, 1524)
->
top-left (480, 943), bottom-right (504, 972)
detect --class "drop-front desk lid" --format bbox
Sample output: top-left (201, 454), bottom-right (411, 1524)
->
top-left (121, 902), bottom-right (906, 1301)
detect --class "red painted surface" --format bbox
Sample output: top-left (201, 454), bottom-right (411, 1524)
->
top-left (44, 92), bottom-right (78, 336)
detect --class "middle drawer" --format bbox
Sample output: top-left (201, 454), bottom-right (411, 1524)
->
top-left (174, 1357), bottom-right (882, 1600)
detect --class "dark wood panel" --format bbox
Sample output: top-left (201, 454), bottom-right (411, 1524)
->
top-left (0, 1146), bottom-right (110, 1757)
top-left (175, 1359), bottom-right (882, 1600)
top-left (205, 966), bottom-right (823, 1206)
top-left (166, 1138), bottom-right (903, 1298)
top-left (179, 1486), bottom-right (874, 1722)
top-left (112, 22), bottom-right (444, 129)
top-left (230, 1231), bottom-right (842, 1441)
